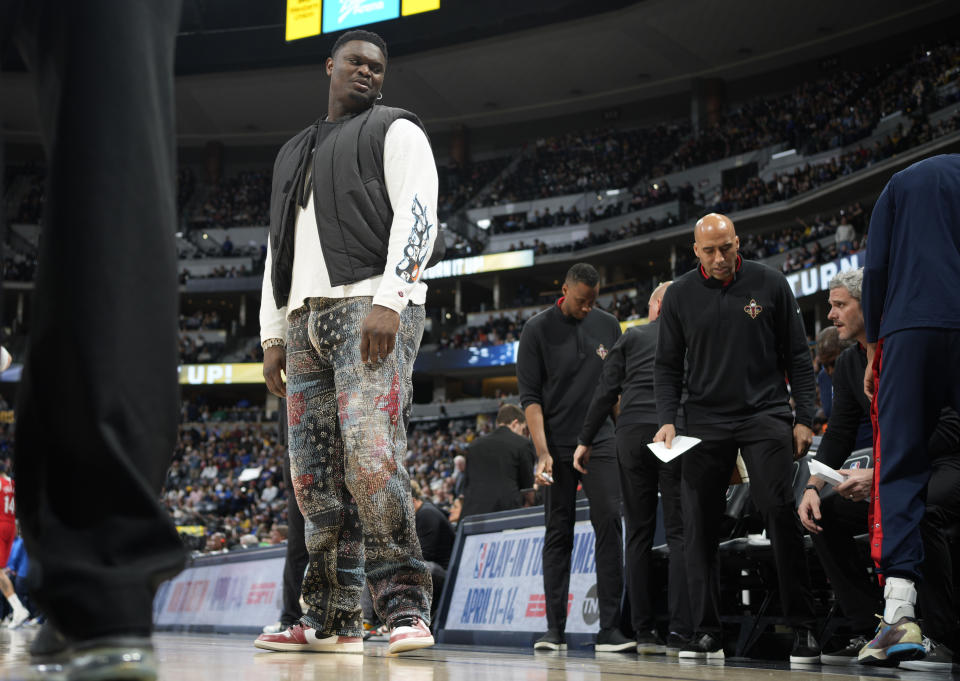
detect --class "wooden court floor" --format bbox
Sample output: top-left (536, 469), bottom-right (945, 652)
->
top-left (0, 629), bottom-right (948, 681)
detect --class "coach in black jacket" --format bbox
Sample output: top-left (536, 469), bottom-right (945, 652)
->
top-left (518, 263), bottom-right (633, 652)
top-left (575, 282), bottom-right (692, 655)
top-left (797, 268), bottom-right (960, 665)
top-left (461, 404), bottom-right (535, 519)
top-left (654, 213), bottom-right (819, 662)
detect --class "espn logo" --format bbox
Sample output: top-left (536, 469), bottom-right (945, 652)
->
top-left (525, 593), bottom-right (573, 618)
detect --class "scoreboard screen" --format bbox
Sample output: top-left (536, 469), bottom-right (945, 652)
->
top-left (287, 0), bottom-right (440, 41)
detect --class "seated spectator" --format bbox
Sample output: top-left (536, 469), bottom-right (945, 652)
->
top-left (410, 480), bottom-right (455, 623)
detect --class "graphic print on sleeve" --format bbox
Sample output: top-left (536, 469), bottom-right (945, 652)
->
top-left (395, 195), bottom-right (433, 284)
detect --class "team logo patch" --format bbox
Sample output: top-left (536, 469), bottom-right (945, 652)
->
top-left (744, 299), bottom-right (763, 319)
top-left (596, 344), bottom-right (608, 359)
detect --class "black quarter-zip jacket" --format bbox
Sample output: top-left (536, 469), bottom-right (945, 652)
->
top-left (518, 301), bottom-right (622, 451)
top-left (655, 258), bottom-right (817, 428)
top-left (578, 320), bottom-right (661, 446)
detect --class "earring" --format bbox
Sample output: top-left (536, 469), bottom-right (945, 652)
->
top-left (377, 92), bottom-right (383, 101)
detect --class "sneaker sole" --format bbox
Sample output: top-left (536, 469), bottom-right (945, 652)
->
top-left (900, 659), bottom-right (953, 671)
top-left (67, 647), bottom-right (157, 681)
top-left (819, 655), bottom-right (858, 665)
top-left (596, 642), bottom-right (637, 653)
top-left (253, 640), bottom-right (364, 654)
top-left (665, 648), bottom-right (680, 658)
top-left (637, 644), bottom-right (666, 655)
top-left (678, 651), bottom-right (705, 659)
top-left (789, 655), bottom-right (821, 664)
top-left (388, 635), bottom-right (435, 654)
top-left (534, 642), bottom-right (566, 651)
top-left (886, 642), bottom-right (926, 661)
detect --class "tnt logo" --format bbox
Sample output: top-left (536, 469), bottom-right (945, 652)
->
top-left (581, 584), bottom-right (599, 626)
top-left (247, 582), bottom-right (277, 605)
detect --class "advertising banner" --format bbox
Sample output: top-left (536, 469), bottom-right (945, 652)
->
top-left (444, 521), bottom-right (601, 633)
top-left (153, 553), bottom-right (285, 629)
top-left (785, 253), bottom-right (862, 299)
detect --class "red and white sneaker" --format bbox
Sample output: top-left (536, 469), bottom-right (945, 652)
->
top-left (254, 623), bottom-right (363, 653)
top-left (388, 617), bottom-right (435, 654)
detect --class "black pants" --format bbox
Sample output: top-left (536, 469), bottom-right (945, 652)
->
top-left (811, 495), bottom-right (881, 634)
top-left (617, 423), bottom-right (691, 636)
top-left (4, 0), bottom-right (185, 639)
top-left (543, 440), bottom-right (623, 633)
top-left (683, 414), bottom-right (814, 634)
top-left (280, 451), bottom-right (308, 627)
top-left (814, 455), bottom-right (960, 646)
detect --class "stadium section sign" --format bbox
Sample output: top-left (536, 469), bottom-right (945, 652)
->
top-left (785, 253), bottom-right (862, 299)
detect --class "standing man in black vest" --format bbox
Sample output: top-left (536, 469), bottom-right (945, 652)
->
top-left (654, 213), bottom-right (819, 663)
top-left (256, 30), bottom-right (437, 656)
top-left (575, 281), bottom-right (692, 656)
top-left (518, 263), bottom-right (634, 652)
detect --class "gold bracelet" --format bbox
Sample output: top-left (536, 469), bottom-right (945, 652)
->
top-left (261, 338), bottom-right (285, 350)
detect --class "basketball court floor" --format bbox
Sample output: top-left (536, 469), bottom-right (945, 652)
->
top-left (0, 629), bottom-right (948, 681)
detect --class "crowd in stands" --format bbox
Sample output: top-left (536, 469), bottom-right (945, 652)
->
top-left (188, 170), bottom-right (271, 229)
top-left (489, 181), bottom-right (696, 235)
top-left (157, 398), bottom-right (498, 552)
top-left (438, 311), bottom-right (531, 350)
top-left (2, 251), bottom-right (38, 283)
top-left (177, 168), bottom-right (196, 214)
top-left (179, 310), bottom-right (225, 331)
top-left (438, 157), bottom-right (510, 219)
top-left (405, 422), bottom-right (492, 516)
top-left (704, 113), bottom-right (960, 215)
top-left (179, 335), bottom-right (226, 364)
top-left (481, 123), bottom-right (690, 206)
top-left (506, 211), bottom-right (682, 257)
top-left (162, 401), bottom-right (287, 552)
top-left (178, 262), bottom-right (258, 284)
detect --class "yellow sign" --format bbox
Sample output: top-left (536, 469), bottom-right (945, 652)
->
top-left (286, 0), bottom-right (322, 41)
top-left (0, 411), bottom-right (13, 424)
top-left (620, 318), bottom-right (649, 331)
top-left (178, 363), bottom-right (265, 385)
top-left (402, 0), bottom-right (440, 16)
top-left (176, 526), bottom-right (207, 537)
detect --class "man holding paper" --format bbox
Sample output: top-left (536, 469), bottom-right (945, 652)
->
top-left (517, 263), bottom-right (633, 652)
top-left (574, 282), bottom-right (692, 655)
top-left (797, 267), bottom-right (960, 668)
top-left (653, 213), bottom-right (819, 662)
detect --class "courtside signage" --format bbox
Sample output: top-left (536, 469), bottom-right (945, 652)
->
top-left (153, 555), bottom-right (285, 628)
top-left (445, 521), bottom-right (601, 633)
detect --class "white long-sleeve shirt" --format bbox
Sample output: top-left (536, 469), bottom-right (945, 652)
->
top-left (260, 118), bottom-right (438, 343)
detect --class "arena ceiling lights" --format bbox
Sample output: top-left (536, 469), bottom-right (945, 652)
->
top-left (286, 0), bottom-right (440, 41)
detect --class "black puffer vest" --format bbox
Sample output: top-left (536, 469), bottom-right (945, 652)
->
top-left (268, 105), bottom-right (442, 308)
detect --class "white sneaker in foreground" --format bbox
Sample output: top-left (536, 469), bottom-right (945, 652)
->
top-left (388, 617), bottom-right (435, 654)
top-left (254, 623), bottom-right (363, 653)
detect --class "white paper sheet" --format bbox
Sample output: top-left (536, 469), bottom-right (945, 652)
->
top-left (646, 436), bottom-right (702, 463)
top-left (808, 458), bottom-right (845, 486)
